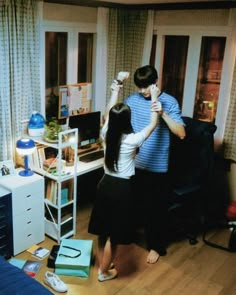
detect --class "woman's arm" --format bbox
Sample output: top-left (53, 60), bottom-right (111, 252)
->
top-left (102, 81), bottom-right (122, 133)
top-left (103, 72), bottom-right (130, 128)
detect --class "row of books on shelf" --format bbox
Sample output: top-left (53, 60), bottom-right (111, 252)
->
top-left (29, 145), bottom-right (59, 172)
top-left (45, 179), bottom-right (73, 205)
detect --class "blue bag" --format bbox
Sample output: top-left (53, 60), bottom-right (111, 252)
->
top-left (55, 239), bottom-right (93, 277)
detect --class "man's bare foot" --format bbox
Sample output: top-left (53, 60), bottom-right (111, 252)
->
top-left (147, 249), bottom-right (160, 264)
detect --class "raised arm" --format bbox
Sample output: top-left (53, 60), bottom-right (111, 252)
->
top-left (103, 72), bottom-right (130, 127)
top-left (104, 81), bottom-right (121, 119)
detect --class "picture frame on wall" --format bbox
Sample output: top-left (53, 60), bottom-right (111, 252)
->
top-left (0, 160), bottom-right (15, 177)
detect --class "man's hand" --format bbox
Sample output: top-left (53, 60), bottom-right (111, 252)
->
top-left (150, 84), bottom-right (161, 101)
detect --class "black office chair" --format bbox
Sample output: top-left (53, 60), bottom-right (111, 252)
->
top-left (167, 116), bottom-right (217, 245)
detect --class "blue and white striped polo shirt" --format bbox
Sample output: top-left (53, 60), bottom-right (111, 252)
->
top-left (125, 92), bottom-right (184, 173)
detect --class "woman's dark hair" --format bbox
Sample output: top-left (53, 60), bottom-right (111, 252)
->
top-left (105, 103), bottom-right (133, 172)
top-left (134, 65), bottom-right (158, 88)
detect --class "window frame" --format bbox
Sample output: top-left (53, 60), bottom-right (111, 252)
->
top-left (41, 20), bottom-right (97, 118)
top-left (153, 25), bottom-right (236, 149)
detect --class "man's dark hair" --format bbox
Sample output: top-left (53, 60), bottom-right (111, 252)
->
top-left (134, 65), bottom-right (158, 88)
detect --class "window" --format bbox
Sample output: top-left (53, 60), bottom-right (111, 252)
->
top-left (78, 33), bottom-right (93, 83)
top-left (44, 28), bottom-right (95, 121)
top-left (151, 26), bottom-right (234, 146)
top-left (161, 36), bottom-right (189, 108)
top-left (193, 37), bottom-right (226, 123)
top-left (45, 32), bottom-right (67, 120)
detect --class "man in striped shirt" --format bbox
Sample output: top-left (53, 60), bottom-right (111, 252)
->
top-left (125, 65), bottom-right (185, 264)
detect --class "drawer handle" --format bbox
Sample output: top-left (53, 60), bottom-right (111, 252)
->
top-left (27, 221), bottom-right (32, 224)
top-left (27, 234), bottom-right (32, 237)
top-left (27, 208), bottom-right (32, 211)
top-left (26, 194), bottom-right (31, 198)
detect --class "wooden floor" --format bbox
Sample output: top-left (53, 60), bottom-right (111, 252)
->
top-left (15, 202), bottom-right (236, 295)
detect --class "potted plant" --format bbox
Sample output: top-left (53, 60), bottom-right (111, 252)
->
top-left (44, 118), bottom-right (63, 142)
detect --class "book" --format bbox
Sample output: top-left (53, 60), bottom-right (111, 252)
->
top-left (45, 179), bottom-right (53, 202)
top-left (27, 244), bottom-right (50, 260)
top-left (9, 258), bottom-right (42, 278)
top-left (37, 146), bottom-right (46, 169)
top-left (43, 157), bottom-right (58, 168)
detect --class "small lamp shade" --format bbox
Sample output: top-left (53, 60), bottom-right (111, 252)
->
top-left (16, 138), bottom-right (36, 176)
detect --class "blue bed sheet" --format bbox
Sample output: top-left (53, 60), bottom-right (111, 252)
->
top-left (0, 257), bottom-right (53, 295)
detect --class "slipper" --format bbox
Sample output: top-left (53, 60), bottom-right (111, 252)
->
top-left (98, 269), bottom-right (118, 282)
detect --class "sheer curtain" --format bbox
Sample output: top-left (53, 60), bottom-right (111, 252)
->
top-left (223, 55), bottom-right (236, 162)
top-left (0, 0), bottom-right (41, 161)
top-left (106, 8), bottom-right (151, 102)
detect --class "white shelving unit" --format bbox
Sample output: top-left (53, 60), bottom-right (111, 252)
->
top-left (33, 128), bottom-right (78, 243)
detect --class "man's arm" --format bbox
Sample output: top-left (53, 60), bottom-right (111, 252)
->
top-left (161, 111), bottom-right (186, 139)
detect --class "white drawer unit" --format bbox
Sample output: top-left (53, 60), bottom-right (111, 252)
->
top-left (0, 171), bottom-right (45, 255)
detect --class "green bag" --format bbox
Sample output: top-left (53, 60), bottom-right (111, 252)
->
top-left (55, 239), bottom-right (93, 277)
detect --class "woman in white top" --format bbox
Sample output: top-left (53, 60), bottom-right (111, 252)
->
top-left (88, 74), bottom-right (162, 282)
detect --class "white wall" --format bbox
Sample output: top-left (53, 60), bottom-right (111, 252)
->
top-left (43, 3), bottom-right (97, 23)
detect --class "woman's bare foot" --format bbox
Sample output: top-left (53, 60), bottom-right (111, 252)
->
top-left (147, 249), bottom-right (160, 264)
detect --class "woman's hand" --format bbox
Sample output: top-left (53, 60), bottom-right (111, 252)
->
top-left (151, 101), bottom-right (163, 115)
top-left (110, 80), bottom-right (123, 92)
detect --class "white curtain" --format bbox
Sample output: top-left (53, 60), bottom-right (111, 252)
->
top-left (223, 55), bottom-right (236, 162)
top-left (106, 8), bottom-right (149, 103)
top-left (94, 7), bottom-right (109, 117)
top-left (0, 0), bottom-right (41, 161)
top-left (142, 10), bottom-right (154, 66)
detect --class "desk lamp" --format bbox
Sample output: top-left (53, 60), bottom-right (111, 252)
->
top-left (16, 138), bottom-right (36, 176)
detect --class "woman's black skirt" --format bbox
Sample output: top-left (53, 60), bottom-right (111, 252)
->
top-left (88, 174), bottom-right (135, 245)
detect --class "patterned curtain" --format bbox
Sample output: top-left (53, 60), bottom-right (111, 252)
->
top-left (106, 8), bottom-right (148, 102)
top-left (223, 55), bottom-right (236, 162)
top-left (0, 0), bottom-right (41, 161)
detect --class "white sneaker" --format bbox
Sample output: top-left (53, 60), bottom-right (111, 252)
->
top-left (117, 71), bottom-right (130, 82)
top-left (44, 271), bottom-right (68, 293)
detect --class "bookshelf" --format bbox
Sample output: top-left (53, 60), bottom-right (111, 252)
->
top-left (32, 128), bottom-right (78, 243)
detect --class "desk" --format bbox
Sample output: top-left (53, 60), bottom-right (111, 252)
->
top-left (31, 136), bottom-right (104, 179)
top-left (34, 156), bottom-right (104, 180)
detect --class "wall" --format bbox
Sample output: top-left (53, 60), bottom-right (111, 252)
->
top-left (155, 9), bottom-right (230, 26)
top-left (43, 3), bottom-right (97, 23)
